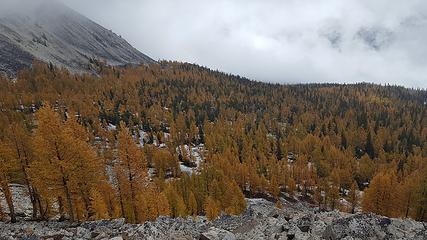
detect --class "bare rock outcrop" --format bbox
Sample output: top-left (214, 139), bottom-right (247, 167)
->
top-left (0, 0), bottom-right (155, 77)
top-left (0, 198), bottom-right (425, 240)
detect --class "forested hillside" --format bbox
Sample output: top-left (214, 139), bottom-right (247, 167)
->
top-left (0, 61), bottom-right (426, 223)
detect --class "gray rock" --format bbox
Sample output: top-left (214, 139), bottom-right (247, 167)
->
top-left (76, 226), bottom-right (91, 239)
top-left (0, 198), bottom-right (425, 240)
top-left (310, 220), bottom-right (327, 237)
top-left (0, 0), bottom-right (155, 78)
top-left (200, 227), bottom-right (236, 240)
top-left (109, 236), bottom-right (123, 240)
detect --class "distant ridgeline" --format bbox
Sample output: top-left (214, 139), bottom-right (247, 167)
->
top-left (0, 0), bottom-right (154, 78)
top-left (0, 62), bottom-right (426, 223)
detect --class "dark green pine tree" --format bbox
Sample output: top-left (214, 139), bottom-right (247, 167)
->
top-left (365, 131), bottom-right (375, 159)
top-left (341, 131), bottom-right (348, 150)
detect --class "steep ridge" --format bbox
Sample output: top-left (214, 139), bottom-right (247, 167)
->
top-left (0, 0), bottom-right (154, 76)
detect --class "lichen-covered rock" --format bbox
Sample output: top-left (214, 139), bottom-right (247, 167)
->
top-left (200, 227), bottom-right (236, 240)
top-left (322, 213), bottom-right (426, 240)
top-left (0, 198), bottom-right (425, 240)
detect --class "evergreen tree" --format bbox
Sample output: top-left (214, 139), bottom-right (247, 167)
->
top-left (188, 191), bottom-right (198, 217)
top-left (348, 181), bottom-right (359, 214)
top-left (115, 122), bottom-right (147, 223)
top-left (6, 123), bottom-right (39, 220)
top-left (414, 164), bottom-right (427, 221)
top-left (365, 131), bottom-right (375, 159)
top-left (30, 106), bottom-right (76, 221)
top-left (0, 143), bottom-right (16, 222)
top-left (204, 196), bottom-right (220, 220)
top-left (223, 180), bottom-right (246, 215)
top-left (362, 172), bottom-right (398, 217)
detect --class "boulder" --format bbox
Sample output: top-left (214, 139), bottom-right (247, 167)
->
top-left (310, 220), bottom-right (327, 237)
top-left (200, 227), bottom-right (236, 240)
top-left (109, 236), bottom-right (124, 240)
top-left (76, 226), bottom-right (91, 239)
top-left (0, 198), bottom-right (426, 240)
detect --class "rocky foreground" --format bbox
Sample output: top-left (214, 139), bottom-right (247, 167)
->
top-left (0, 199), bottom-right (426, 240)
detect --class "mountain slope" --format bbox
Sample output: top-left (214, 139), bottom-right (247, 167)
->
top-left (0, 0), bottom-right (154, 76)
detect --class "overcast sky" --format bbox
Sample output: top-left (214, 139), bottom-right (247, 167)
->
top-left (62, 0), bottom-right (427, 88)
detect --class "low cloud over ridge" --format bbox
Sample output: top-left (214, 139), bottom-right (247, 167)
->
top-left (56, 0), bottom-right (427, 88)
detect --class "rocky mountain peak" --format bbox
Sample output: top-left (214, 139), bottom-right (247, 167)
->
top-left (0, 0), bottom-right (155, 77)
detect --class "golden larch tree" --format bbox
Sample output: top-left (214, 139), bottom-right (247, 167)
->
top-left (115, 122), bottom-right (147, 223)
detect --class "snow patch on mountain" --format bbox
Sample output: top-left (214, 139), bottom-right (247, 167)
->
top-left (0, 0), bottom-right (154, 76)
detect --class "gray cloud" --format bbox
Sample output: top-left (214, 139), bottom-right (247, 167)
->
top-left (36, 1), bottom-right (427, 88)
